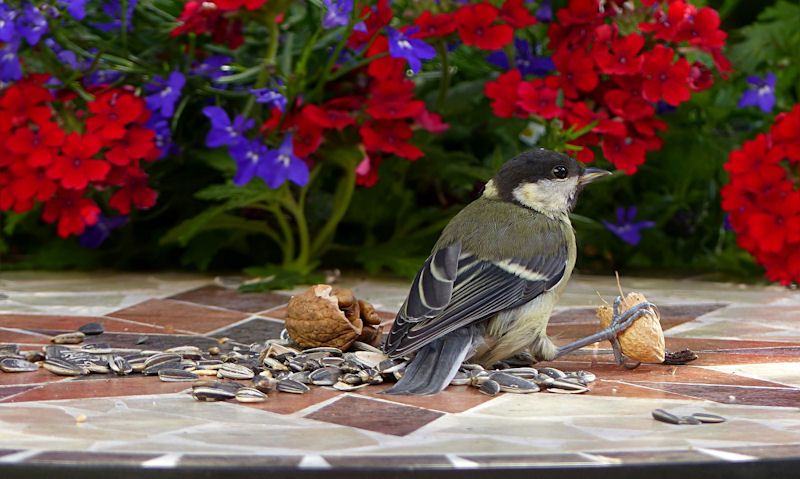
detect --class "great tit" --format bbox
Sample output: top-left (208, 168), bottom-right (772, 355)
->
top-left (382, 148), bottom-right (612, 395)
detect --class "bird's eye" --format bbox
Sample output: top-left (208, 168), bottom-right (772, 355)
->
top-left (552, 165), bottom-right (568, 179)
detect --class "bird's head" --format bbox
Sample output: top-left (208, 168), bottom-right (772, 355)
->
top-left (482, 148), bottom-right (611, 218)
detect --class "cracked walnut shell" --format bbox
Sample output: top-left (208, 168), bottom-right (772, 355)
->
top-left (285, 285), bottom-right (382, 350)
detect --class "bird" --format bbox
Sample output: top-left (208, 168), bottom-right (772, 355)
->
top-left (381, 148), bottom-right (625, 395)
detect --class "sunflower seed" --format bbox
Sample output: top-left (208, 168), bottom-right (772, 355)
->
top-left (340, 359), bottom-right (362, 374)
top-left (80, 343), bottom-right (112, 354)
top-left (23, 351), bottom-right (45, 363)
top-left (342, 373), bottom-right (363, 385)
top-left (0, 344), bottom-right (20, 357)
top-left (532, 374), bottom-right (556, 387)
top-left (352, 351), bottom-right (387, 368)
top-left (144, 353), bottom-right (182, 369)
top-left (547, 385), bottom-right (590, 394)
top-left (468, 369), bottom-right (490, 386)
top-left (0, 358), bottom-right (38, 373)
top-left (500, 367), bottom-right (539, 379)
top-left (235, 387), bottom-right (267, 403)
top-left (43, 358), bottom-right (87, 376)
top-left (159, 368), bottom-right (199, 382)
top-left (333, 381), bottom-right (369, 391)
top-left (166, 346), bottom-right (202, 355)
top-left (192, 386), bottom-right (235, 402)
top-left (302, 347), bottom-right (342, 356)
top-left (538, 367), bottom-right (566, 379)
top-left (253, 377), bottom-right (279, 393)
top-left (679, 415), bottom-right (702, 425)
top-left (109, 356), bottom-right (133, 375)
top-left (489, 372), bottom-right (539, 393)
top-left (309, 367), bottom-right (340, 386)
top-left (197, 360), bottom-right (224, 370)
top-left (86, 362), bottom-right (110, 374)
top-left (219, 363), bottom-right (255, 380)
top-left (479, 379), bottom-right (501, 396)
top-left (652, 409), bottom-right (681, 425)
top-left (277, 379), bottom-right (310, 394)
top-left (692, 413), bottom-right (726, 424)
top-left (378, 358), bottom-right (407, 374)
top-left (207, 346), bottom-right (220, 355)
top-left (351, 341), bottom-right (382, 353)
top-left (450, 371), bottom-right (470, 386)
top-left (78, 322), bottom-right (104, 336)
top-left (51, 332), bottom-right (85, 345)
top-left (461, 363), bottom-right (485, 371)
top-left (263, 357), bottom-right (289, 371)
top-left (547, 378), bottom-right (589, 393)
top-left (321, 357), bottom-right (345, 367)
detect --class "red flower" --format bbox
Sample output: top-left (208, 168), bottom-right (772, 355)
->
top-left (640, 1), bottom-right (689, 42)
top-left (556, 0), bottom-right (601, 26)
top-left (604, 89), bottom-right (654, 121)
top-left (105, 126), bottom-right (156, 166)
top-left (517, 77), bottom-right (562, 120)
top-left (7, 120), bottom-right (65, 167)
top-left (553, 48), bottom-right (598, 98)
top-left (348, 0), bottom-right (392, 48)
top-left (291, 112), bottom-right (325, 158)
top-left (360, 121), bottom-right (423, 160)
top-left (356, 153), bottom-right (382, 188)
top-left (47, 133), bottom-right (110, 190)
top-left (455, 3), bottom-right (514, 51)
top-left (0, 79), bottom-right (53, 128)
top-left (109, 172), bottom-right (158, 215)
top-left (366, 80), bottom-right (425, 120)
top-left (215, 0), bottom-right (266, 11)
top-left (415, 110), bottom-right (449, 133)
top-left (9, 162), bottom-right (57, 203)
top-left (87, 91), bottom-right (143, 141)
top-left (171, 1), bottom-right (244, 49)
top-left (366, 36), bottom-right (407, 80)
top-left (499, 0), bottom-right (537, 29)
top-left (679, 7), bottom-right (726, 50)
top-left (413, 12), bottom-right (458, 38)
top-left (641, 45), bottom-right (690, 106)
top-left (303, 103), bottom-right (356, 130)
top-left (42, 188), bottom-right (101, 238)
top-left (687, 61), bottom-right (714, 92)
top-left (485, 69), bottom-right (524, 119)
top-left (771, 105), bottom-right (800, 162)
top-left (747, 189), bottom-right (800, 253)
top-left (601, 128), bottom-right (648, 174)
top-left (595, 34), bottom-right (644, 75)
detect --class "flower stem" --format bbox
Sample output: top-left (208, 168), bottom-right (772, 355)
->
top-left (242, 15), bottom-right (281, 118)
top-left (310, 162), bottom-right (356, 258)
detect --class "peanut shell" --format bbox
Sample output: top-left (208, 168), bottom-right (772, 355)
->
top-left (597, 292), bottom-right (665, 363)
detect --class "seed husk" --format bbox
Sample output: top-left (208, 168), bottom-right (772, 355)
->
top-left (302, 346), bottom-right (342, 356)
top-left (109, 356), bottom-right (133, 376)
top-left (500, 367), bottom-right (539, 379)
top-left (679, 415), bottom-right (702, 425)
top-left (192, 386), bottom-right (236, 402)
top-left (450, 371), bottom-right (470, 386)
top-left (78, 322), bottom-right (104, 336)
top-left (235, 387), bottom-right (267, 403)
top-left (489, 372), bottom-right (539, 393)
top-left (352, 351), bottom-right (387, 368)
top-left (479, 379), bottom-right (501, 396)
top-left (546, 378), bottom-right (589, 393)
top-left (263, 357), bottom-right (289, 371)
top-left (219, 363), bottom-right (255, 380)
top-left (43, 358), bottom-right (87, 376)
top-left (144, 353), bottom-right (182, 368)
top-left (652, 408), bottom-right (682, 425)
top-left (0, 358), bottom-right (39, 373)
top-left (86, 362), bottom-right (110, 374)
top-left (351, 341), bottom-right (382, 353)
top-left (23, 351), bottom-right (45, 363)
top-left (333, 381), bottom-right (368, 391)
top-left (253, 377), bottom-right (279, 393)
top-left (378, 358), bottom-right (407, 374)
top-left (51, 332), bottom-right (85, 345)
top-left (159, 368), bottom-right (199, 382)
top-left (277, 379), bottom-right (310, 394)
top-left (692, 413), bottom-right (726, 424)
top-left (309, 367), bottom-right (340, 386)
top-left (538, 367), bottom-right (566, 379)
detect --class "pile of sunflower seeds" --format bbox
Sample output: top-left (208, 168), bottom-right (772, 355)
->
top-left (0, 326), bottom-right (596, 401)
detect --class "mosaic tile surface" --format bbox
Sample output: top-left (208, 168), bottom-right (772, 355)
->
top-left (0, 272), bottom-right (799, 473)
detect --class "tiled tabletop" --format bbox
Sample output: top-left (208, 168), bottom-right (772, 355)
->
top-left (1, 271), bottom-right (800, 476)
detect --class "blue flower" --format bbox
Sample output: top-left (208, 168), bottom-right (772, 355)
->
top-left (386, 27), bottom-right (436, 74)
top-left (322, 0), bottom-right (366, 32)
top-left (78, 215), bottom-right (128, 249)
top-left (535, 0), bottom-right (552, 22)
top-left (145, 71), bottom-right (185, 119)
top-left (59, 0), bottom-right (90, 20)
top-left (45, 38), bottom-right (80, 70)
top-left (84, 68), bottom-right (124, 86)
top-left (738, 72), bottom-right (776, 113)
top-left (192, 55), bottom-right (232, 81)
top-left (602, 206), bottom-right (656, 246)
top-left (202, 106), bottom-right (254, 148)
top-left (487, 38), bottom-right (553, 76)
top-left (250, 88), bottom-right (287, 111)
top-left (263, 134), bottom-right (309, 188)
top-left (0, 40), bottom-right (21, 82)
top-left (16, 3), bottom-right (48, 46)
top-left (145, 113), bottom-right (176, 160)
top-left (230, 139), bottom-right (270, 186)
top-left (94, 0), bottom-right (137, 32)
top-left (0, 4), bottom-right (18, 42)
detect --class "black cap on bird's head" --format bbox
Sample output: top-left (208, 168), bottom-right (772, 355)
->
top-left (482, 148), bottom-right (611, 216)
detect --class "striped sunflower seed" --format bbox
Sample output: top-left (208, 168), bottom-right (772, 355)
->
top-left (50, 332), bottom-right (85, 345)
top-left (159, 369), bottom-right (199, 382)
top-left (235, 387), bottom-right (267, 403)
top-left (0, 357), bottom-right (38, 373)
top-left (43, 358), bottom-right (87, 376)
top-left (277, 379), bottom-right (310, 394)
top-left (109, 356), bottom-right (133, 376)
top-left (219, 363), bottom-right (255, 380)
top-left (479, 379), bottom-right (501, 396)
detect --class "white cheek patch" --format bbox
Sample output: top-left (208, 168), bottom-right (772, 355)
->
top-left (512, 178), bottom-right (579, 218)
top-left (482, 179), bottom-right (499, 199)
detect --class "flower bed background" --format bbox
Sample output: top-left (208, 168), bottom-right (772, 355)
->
top-left (0, 0), bottom-right (798, 288)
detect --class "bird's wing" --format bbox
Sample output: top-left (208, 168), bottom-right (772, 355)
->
top-left (383, 240), bottom-right (567, 357)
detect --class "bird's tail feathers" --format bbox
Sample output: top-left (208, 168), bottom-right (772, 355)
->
top-left (382, 327), bottom-right (476, 396)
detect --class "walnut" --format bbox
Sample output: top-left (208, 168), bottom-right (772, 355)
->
top-left (285, 285), bottom-right (382, 350)
top-left (597, 292), bottom-right (665, 363)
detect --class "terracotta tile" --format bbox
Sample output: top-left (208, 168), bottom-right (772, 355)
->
top-left (305, 395), bottom-right (443, 436)
top-left (663, 337), bottom-right (800, 351)
top-left (0, 329), bottom-right (51, 345)
top-left (550, 303), bottom-right (725, 325)
top-left (2, 376), bottom-right (189, 403)
top-left (210, 317), bottom-right (286, 343)
top-left (107, 299), bottom-right (248, 334)
top-left (25, 451), bottom-right (160, 465)
top-left (178, 455), bottom-right (302, 467)
top-left (719, 444), bottom-right (800, 459)
top-left (78, 331), bottom-right (219, 351)
top-left (632, 381), bottom-right (800, 407)
top-left (324, 455), bottom-right (451, 468)
top-left (0, 314), bottom-right (165, 334)
top-left (357, 383), bottom-right (490, 413)
top-left (241, 386), bottom-right (342, 415)
top-left (592, 449), bottom-right (718, 464)
top-left (0, 385), bottom-right (36, 400)
top-left (169, 285), bottom-right (291, 313)
top-left (461, 453), bottom-right (600, 466)
top-left (588, 380), bottom-right (702, 401)
top-left (0, 368), bottom-right (62, 387)
top-left (259, 306), bottom-right (287, 319)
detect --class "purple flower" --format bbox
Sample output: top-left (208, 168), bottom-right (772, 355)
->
top-left (16, 3), bottom-right (48, 46)
top-left (84, 68), bottom-right (123, 86)
top-left (145, 113), bottom-right (175, 160)
top-left (250, 88), bottom-right (287, 111)
top-left (535, 0), bottom-right (552, 22)
top-left (487, 38), bottom-right (553, 76)
top-left (322, 0), bottom-right (366, 32)
top-left (202, 106), bottom-right (254, 148)
top-left (738, 72), bottom-right (776, 113)
top-left (386, 27), bottom-right (436, 74)
top-left (192, 55), bottom-right (232, 81)
top-left (59, 0), bottom-right (90, 20)
top-left (45, 38), bottom-right (80, 70)
top-left (602, 207), bottom-right (656, 246)
top-left (0, 4), bottom-right (18, 42)
top-left (230, 139), bottom-right (270, 186)
top-left (94, 0), bottom-right (137, 32)
top-left (0, 40), bottom-right (21, 82)
top-left (145, 71), bottom-right (185, 119)
top-left (263, 134), bottom-right (309, 188)
top-left (79, 215), bottom-right (128, 249)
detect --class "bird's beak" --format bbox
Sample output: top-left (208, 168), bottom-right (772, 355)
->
top-left (579, 168), bottom-right (612, 185)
